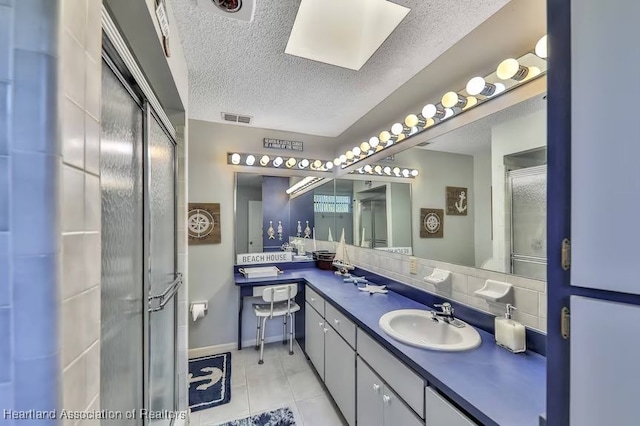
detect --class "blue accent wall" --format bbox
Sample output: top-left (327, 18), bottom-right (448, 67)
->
top-left (289, 190), bottom-right (314, 243)
top-left (262, 176), bottom-right (291, 251)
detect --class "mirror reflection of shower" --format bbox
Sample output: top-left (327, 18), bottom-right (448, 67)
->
top-left (506, 148), bottom-right (547, 281)
top-left (357, 185), bottom-right (388, 249)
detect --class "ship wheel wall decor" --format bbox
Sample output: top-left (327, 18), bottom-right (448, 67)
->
top-left (420, 208), bottom-right (444, 238)
top-left (188, 203), bottom-right (221, 245)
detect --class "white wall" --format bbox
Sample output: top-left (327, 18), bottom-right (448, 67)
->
top-left (491, 109), bottom-right (547, 272)
top-left (188, 120), bottom-right (334, 349)
top-left (236, 183), bottom-right (262, 254)
top-left (473, 151), bottom-right (493, 267)
top-left (394, 149), bottom-right (476, 266)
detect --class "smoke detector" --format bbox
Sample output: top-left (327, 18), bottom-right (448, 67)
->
top-left (197, 0), bottom-right (256, 22)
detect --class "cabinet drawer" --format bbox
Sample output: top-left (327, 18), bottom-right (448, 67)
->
top-left (305, 286), bottom-right (325, 317)
top-left (357, 329), bottom-right (425, 418)
top-left (325, 303), bottom-right (356, 348)
top-left (425, 387), bottom-right (478, 426)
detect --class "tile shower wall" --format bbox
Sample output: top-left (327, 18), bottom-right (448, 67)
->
top-left (59, 0), bottom-right (103, 423)
top-left (176, 124), bottom-right (189, 412)
top-left (1, 0), bottom-right (63, 422)
top-left (315, 241), bottom-right (547, 332)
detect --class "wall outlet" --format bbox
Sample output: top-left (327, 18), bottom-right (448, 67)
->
top-left (409, 257), bottom-right (417, 275)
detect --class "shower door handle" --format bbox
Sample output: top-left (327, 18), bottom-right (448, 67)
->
top-left (148, 273), bottom-right (182, 312)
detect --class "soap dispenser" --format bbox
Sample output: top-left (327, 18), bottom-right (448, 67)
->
top-left (495, 304), bottom-right (526, 353)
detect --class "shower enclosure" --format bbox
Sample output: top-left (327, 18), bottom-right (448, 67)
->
top-left (508, 165), bottom-right (547, 281)
top-left (100, 44), bottom-right (179, 425)
top-left (357, 186), bottom-right (388, 248)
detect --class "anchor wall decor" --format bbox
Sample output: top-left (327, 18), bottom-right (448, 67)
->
top-left (446, 186), bottom-right (468, 216)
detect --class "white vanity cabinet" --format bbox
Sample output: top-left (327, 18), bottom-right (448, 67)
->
top-left (357, 357), bottom-right (423, 426)
top-left (305, 301), bottom-right (325, 379)
top-left (425, 387), bottom-right (478, 426)
top-left (304, 287), bottom-right (356, 425)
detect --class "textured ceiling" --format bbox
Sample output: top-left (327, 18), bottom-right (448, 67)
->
top-left (172, 0), bottom-right (510, 137)
top-left (419, 94), bottom-right (547, 156)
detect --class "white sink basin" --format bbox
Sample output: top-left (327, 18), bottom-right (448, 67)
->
top-left (379, 309), bottom-right (481, 352)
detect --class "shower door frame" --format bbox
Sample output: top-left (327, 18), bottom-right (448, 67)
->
top-left (102, 6), bottom-right (179, 423)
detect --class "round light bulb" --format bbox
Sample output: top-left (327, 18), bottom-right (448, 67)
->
top-left (333, 158), bottom-right (341, 166)
top-left (391, 123), bottom-right (404, 136)
top-left (286, 158), bottom-right (297, 168)
top-left (442, 91), bottom-right (463, 108)
top-left (425, 118), bottom-right (435, 128)
top-left (494, 82), bottom-right (506, 95)
top-left (299, 159), bottom-right (310, 168)
top-left (364, 165), bottom-right (373, 173)
top-left (246, 155), bottom-right (255, 166)
top-left (396, 133), bottom-right (406, 142)
top-left (231, 153), bottom-right (241, 165)
top-left (374, 165), bottom-right (382, 174)
top-left (402, 169), bottom-right (410, 178)
top-left (463, 96), bottom-right (478, 110)
top-left (466, 77), bottom-right (486, 96)
top-left (422, 104), bottom-right (437, 119)
top-left (405, 114), bottom-right (419, 127)
top-left (260, 155), bottom-right (270, 166)
top-left (360, 141), bottom-right (371, 152)
top-left (443, 108), bottom-right (454, 119)
top-left (273, 156), bottom-right (283, 167)
top-left (535, 35), bottom-right (548, 59)
top-left (528, 66), bottom-right (542, 78)
top-left (326, 161), bottom-right (334, 170)
top-left (393, 167), bottom-right (400, 175)
top-left (313, 160), bottom-right (322, 169)
top-left (411, 169), bottom-right (419, 177)
top-left (352, 146), bottom-right (361, 156)
top-left (383, 166), bottom-right (391, 175)
top-left (346, 151), bottom-right (354, 160)
top-left (497, 58), bottom-right (522, 80)
top-left (378, 132), bottom-right (389, 143)
top-left (339, 155), bottom-right (347, 163)
top-left (409, 126), bottom-right (419, 135)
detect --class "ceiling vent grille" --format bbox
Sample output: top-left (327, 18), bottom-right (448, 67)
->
top-left (416, 141), bottom-right (431, 147)
top-left (222, 112), bottom-right (252, 125)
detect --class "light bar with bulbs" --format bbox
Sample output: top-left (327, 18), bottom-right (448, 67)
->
top-left (227, 152), bottom-right (334, 172)
top-left (350, 164), bottom-right (420, 178)
top-left (335, 34), bottom-right (549, 170)
top-left (286, 177), bottom-right (325, 195)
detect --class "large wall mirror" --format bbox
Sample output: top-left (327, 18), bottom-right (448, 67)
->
top-left (234, 94), bottom-right (547, 280)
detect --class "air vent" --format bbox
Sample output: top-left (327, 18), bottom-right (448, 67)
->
top-left (416, 142), bottom-right (431, 147)
top-left (221, 112), bottom-right (252, 125)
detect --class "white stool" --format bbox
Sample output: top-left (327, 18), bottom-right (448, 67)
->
top-left (253, 283), bottom-right (300, 364)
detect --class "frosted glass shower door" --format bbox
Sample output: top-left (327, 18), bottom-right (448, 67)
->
top-left (508, 165), bottom-right (547, 280)
top-left (147, 112), bottom-right (178, 425)
top-left (100, 61), bottom-right (145, 425)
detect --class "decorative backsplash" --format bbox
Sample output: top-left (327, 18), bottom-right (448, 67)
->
top-left (314, 241), bottom-right (547, 332)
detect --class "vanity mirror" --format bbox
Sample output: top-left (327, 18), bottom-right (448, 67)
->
top-left (389, 94), bottom-right (547, 280)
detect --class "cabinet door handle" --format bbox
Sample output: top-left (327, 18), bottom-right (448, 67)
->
top-left (372, 384), bottom-right (380, 392)
top-left (310, 297), bottom-right (316, 302)
top-left (334, 319), bottom-right (340, 325)
top-left (382, 394), bottom-right (391, 404)
top-left (323, 328), bottom-right (329, 333)
top-left (318, 322), bottom-right (324, 327)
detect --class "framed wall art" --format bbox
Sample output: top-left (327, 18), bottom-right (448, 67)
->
top-left (420, 208), bottom-right (444, 238)
top-left (446, 186), bottom-right (468, 216)
top-left (188, 203), bottom-right (221, 245)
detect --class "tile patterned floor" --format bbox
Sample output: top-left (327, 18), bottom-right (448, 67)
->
top-left (189, 342), bottom-right (346, 426)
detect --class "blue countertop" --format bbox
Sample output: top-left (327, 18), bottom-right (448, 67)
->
top-left (236, 269), bottom-right (546, 426)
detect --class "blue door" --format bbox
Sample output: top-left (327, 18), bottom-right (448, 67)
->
top-left (547, 0), bottom-right (640, 424)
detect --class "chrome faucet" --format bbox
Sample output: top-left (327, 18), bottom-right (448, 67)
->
top-left (431, 302), bottom-right (454, 323)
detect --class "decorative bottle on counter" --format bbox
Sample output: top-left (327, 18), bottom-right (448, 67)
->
top-left (495, 304), bottom-right (526, 353)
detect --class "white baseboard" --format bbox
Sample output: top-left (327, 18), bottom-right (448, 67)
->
top-left (188, 335), bottom-right (285, 359)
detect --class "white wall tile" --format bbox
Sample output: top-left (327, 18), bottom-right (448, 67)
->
top-left (539, 292), bottom-right (547, 319)
top-left (85, 0), bottom-right (101, 61)
top-left (84, 173), bottom-right (100, 232)
top-left (513, 310), bottom-right (539, 330)
top-left (84, 54), bottom-right (100, 121)
top-left (84, 114), bottom-right (99, 175)
top-left (62, 233), bottom-right (86, 300)
top-left (62, 165), bottom-right (85, 233)
top-left (84, 341), bottom-right (99, 407)
top-left (513, 287), bottom-right (539, 316)
top-left (61, 295), bottom-right (83, 367)
top-left (84, 232), bottom-right (100, 290)
top-left (61, 97), bottom-right (85, 169)
top-left (61, 29), bottom-right (85, 108)
top-left (62, 0), bottom-right (87, 47)
top-left (505, 274), bottom-right (545, 292)
top-left (451, 273), bottom-right (468, 294)
top-left (84, 286), bottom-right (100, 348)
top-left (62, 356), bottom-right (85, 415)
